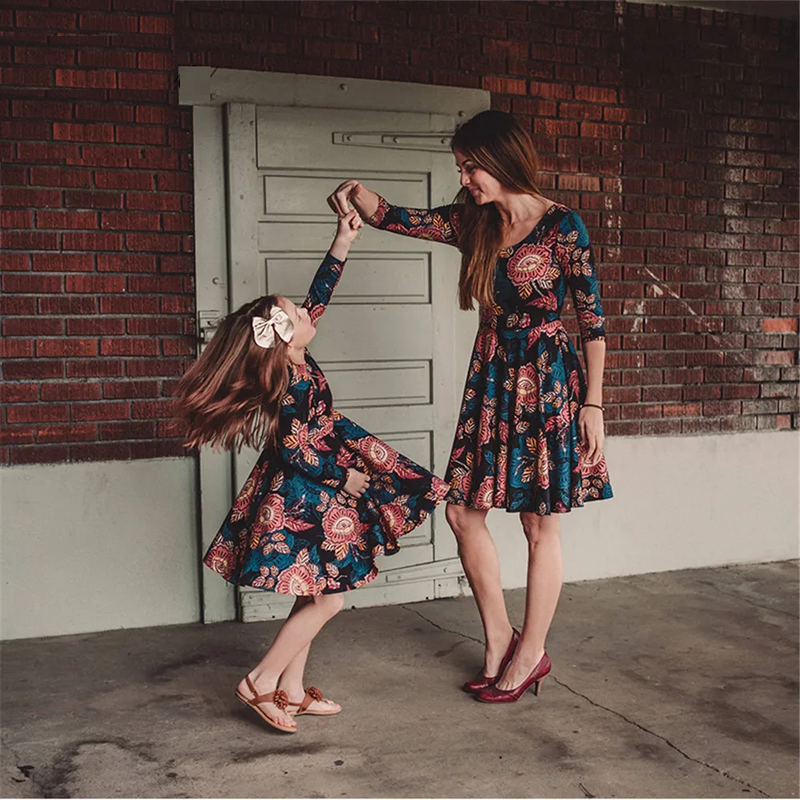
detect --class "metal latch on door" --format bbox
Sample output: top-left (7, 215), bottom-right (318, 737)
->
top-left (197, 310), bottom-right (223, 345)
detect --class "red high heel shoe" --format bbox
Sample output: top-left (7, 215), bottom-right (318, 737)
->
top-left (474, 651), bottom-right (551, 703)
top-left (462, 628), bottom-right (520, 693)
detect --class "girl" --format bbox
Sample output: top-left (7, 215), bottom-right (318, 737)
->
top-left (175, 210), bottom-right (450, 733)
top-left (327, 110), bottom-right (613, 703)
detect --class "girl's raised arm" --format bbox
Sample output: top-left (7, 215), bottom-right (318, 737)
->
top-left (301, 252), bottom-right (345, 327)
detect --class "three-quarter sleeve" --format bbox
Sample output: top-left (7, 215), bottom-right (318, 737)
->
top-left (559, 211), bottom-right (607, 344)
top-left (302, 252), bottom-right (346, 327)
top-left (365, 195), bottom-right (462, 248)
top-left (278, 370), bottom-right (348, 491)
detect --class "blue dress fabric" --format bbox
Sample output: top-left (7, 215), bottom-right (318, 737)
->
top-left (366, 198), bottom-right (613, 515)
top-left (203, 253), bottom-right (450, 595)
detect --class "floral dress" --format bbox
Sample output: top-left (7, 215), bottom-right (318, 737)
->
top-left (203, 253), bottom-right (451, 595)
top-left (366, 198), bottom-right (613, 515)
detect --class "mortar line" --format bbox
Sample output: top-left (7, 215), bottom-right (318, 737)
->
top-left (404, 605), bottom-right (772, 798)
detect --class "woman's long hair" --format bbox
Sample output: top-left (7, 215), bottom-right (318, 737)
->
top-left (174, 295), bottom-right (291, 452)
top-left (451, 110), bottom-right (543, 310)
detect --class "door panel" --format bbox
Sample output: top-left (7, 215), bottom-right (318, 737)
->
top-left (225, 103), bottom-right (471, 618)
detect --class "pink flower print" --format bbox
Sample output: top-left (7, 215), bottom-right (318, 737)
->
top-left (321, 505), bottom-right (364, 560)
top-left (507, 244), bottom-right (553, 288)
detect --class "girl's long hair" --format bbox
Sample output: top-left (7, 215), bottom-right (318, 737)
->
top-left (175, 295), bottom-right (291, 452)
top-left (451, 110), bottom-right (543, 310)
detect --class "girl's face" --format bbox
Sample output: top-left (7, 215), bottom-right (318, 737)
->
top-left (277, 297), bottom-right (315, 349)
top-left (454, 149), bottom-right (504, 205)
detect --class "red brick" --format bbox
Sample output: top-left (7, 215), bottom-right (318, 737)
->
top-left (41, 383), bottom-right (102, 401)
top-left (160, 296), bottom-right (193, 314)
top-left (7, 404), bottom-right (69, 424)
top-left (3, 187), bottom-right (63, 208)
top-left (99, 296), bottom-right (158, 314)
top-left (101, 212), bottom-right (160, 231)
top-left (55, 68), bottom-right (117, 88)
top-left (32, 254), bottom-right (94, 272)
top-left (4, 361), bottom-right (64, 380)
top-left (131, 399), bottom-right (175, 419)
top-left (3, 274), bottom-right (63, 293)
top-left (125, 359), bottom-right (183, 377)
top-left (0, 428), bottom-right (36, 446)
top-left (98, 421), bottom-right (157, 440)
top-left (39, 296), bottom-right (97, 315)
top-left (36, 339), bottom-right (98, 358)
top-left (71, 401), bottom-right (129, 421)
top-left (4, 318), bottom-right (63, 337)
top-left (762, 318), bottom-right (798, 333)
top-left (30, 166), bottom-right (93, 189)
top-left (65, 275), bottom-right (126, 293)
top-left (100, 338), bottom-right (159, 356)
top-left (10, 446), bottom-right (70, 465)
top-left (37, 211), bottom-right (98, 230)
top-left (2, 210), bottom-right (34, 229)
top-left (1, 254), bottom-right (31, 272)
top-left (66, 360), bottom-right (125, 378)
top-left (97, 253), bottom-right (157, 273)
top-left (62, 232), bottom-right (123, 250)
top-left (66, 318), bottom-right (125, 335)
top-left (36, 424), bottom-right (97, 444)
top-left (102, 380), bottom-right (159, 399)
top-left (94, 171), bottom-right (155, 190)
top-left (125, 232), bottom-right (181, 251)
top-left (64, 189), bottom-right (125, 209)
top-left (53, 122), bottom-right (115, 142)
top-left (0, 384), bottom-right (38, 403)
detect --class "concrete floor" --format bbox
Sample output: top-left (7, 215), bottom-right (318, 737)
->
top-left (1, 561), bottom-right (797, 799)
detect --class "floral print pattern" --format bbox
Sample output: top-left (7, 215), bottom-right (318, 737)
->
top-left (203, 253), bottom-right (451, 595)
top-left (367, 197), bottom-right (613, 515)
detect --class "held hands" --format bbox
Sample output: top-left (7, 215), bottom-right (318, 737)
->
top-left (344, 468), bottom-right (370, 498)
top-left (578, 406), bottom-right (605, 467)
top-left (327, 179), bottom-right (363, 217)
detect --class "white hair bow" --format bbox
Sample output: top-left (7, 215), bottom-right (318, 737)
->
top-left (251, 306), bottom-right (294, 349)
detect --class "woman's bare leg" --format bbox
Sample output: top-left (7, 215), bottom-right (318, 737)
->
top-left (497, 512), bottom-right (562, 689)
top-left (237, 592), bottom-right (344, 728)
top-left (277, 596), bottom-right (341, 714)
top-left (446, 503), bottom-right (514, 676)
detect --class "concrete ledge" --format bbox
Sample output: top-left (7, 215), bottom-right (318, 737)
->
top-left (1, 458), bottom-right (200, 640)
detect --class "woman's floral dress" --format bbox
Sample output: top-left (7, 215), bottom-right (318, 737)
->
top-left (203, 253), bottom-right (451, 595)
top-left (366, 198), bottom-right (613, 515)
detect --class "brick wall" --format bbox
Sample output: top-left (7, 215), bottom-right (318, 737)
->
top-left (2, 0), bottom-right (798, 466)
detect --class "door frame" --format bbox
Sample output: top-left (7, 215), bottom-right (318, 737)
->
top-left (178, 67), bottom-right (490, 623)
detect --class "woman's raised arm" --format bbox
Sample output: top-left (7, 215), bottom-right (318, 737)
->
top-left (327, 179), bottom-right (461, 248)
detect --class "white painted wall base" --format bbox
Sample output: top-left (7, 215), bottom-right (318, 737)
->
top-left (490, 430), bottom-right (800, 587)
top-left (1, 432), bottom-right (796, 639)
top-left (1, 457), bottom-right (200, 640)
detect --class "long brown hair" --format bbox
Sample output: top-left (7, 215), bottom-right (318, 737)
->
top-left (174, 295), bottom-right (291, 452)
top-left (451, 110), bottom-right (543, 310)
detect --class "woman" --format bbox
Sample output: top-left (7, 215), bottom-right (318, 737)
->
top-left (327, 110), bottom-right (612, 703)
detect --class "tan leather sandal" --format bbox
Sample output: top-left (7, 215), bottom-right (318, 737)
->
top-left (235, 676), bottom-right (297, 733)
top-left (286, 686), bottom-right (341, 717)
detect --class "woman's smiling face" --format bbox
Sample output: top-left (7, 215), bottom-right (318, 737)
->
top-left (454, 149), bottom-right (503, 205)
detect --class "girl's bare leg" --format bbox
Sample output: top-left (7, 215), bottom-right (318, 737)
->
top-left (497, 512), bottom-right (562, 689)
top-left (237, 592), bottom-right (344, 728)
top-left (277, 597), bottom-right (341, 714)
top-left (446, 503), bottom-right (514, 676)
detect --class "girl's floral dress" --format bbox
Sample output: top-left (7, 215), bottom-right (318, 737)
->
top-left (203, 253), bottom-right (451, 595)
top-left (366, 198), bottom-right (613, 516)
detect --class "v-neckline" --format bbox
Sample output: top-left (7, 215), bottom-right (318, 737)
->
top-left (501, 203), bottom-right (561, 251)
